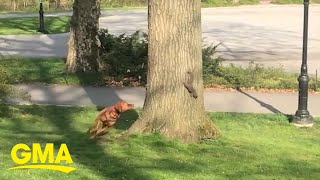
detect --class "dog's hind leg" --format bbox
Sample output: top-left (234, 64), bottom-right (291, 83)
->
top-left (87, 120), bottom-right (102, 134)
top-left (91, 125), bottom-right (110, 139)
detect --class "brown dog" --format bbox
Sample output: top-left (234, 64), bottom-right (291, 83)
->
top-left (87, 100), bottom-right (134, 139)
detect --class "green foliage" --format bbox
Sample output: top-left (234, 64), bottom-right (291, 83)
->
top-left (202, 0), bottom-right (235, 6)
top-left (201, 0), bottom-right (259, 7)
top-left (202, 43), bottom-right (223, 75)
top-left (271, 0), bottom-right (303, 4)
top-left (204, 62), bottom-right (301, 90)
top-left (98, 29), bottom-right (148, 82)
top-left (96, 29), bottom-right (316, 91)
top-left (239, 0), bottom-right (260, 4)
top-left (100, 0), bottom-right (147, 8)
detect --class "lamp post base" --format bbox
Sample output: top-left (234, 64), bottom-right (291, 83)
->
top-left (292, 114), bottom-right (314, 127)
top-left (37, 28), bottom-right (48, 34)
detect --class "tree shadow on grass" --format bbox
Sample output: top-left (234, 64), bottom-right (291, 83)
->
top-left (0, 104), bottom-right (210, 179)
top-left (1, 105), bottom-right (320, 179)
top-left (7, 57), bottom-right (104, 86)
top-left (45, 16), bottom-right (71, 34)
top-left (112, 109), bottom-right (140, 131)
top-left (0, 16), bottom-right (70, 34)
top-left (0, 105), bottom-right (148, 179)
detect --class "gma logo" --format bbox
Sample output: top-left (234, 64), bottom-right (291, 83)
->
top-left (7, 143), bottom-right (76, 173)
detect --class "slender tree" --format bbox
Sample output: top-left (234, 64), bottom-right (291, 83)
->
top-left (127, 0), bottom-right (219, 143)
top-left (66, 0), bottom-right (101, 72)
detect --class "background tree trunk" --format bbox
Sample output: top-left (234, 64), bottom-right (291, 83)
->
top-left (66, 0), bottom-right (101, 72)
top-left (127, 0), bottom-right (219, 143)
top-left (55, 0), bottom-right (61, 9)
top-left (12, 0), bottom-right (17, 11)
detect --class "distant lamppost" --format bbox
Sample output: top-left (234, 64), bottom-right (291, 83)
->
top-left (292, 0), bottom-right (314, 127)
top-left (37, 0), bottom-right (46, 33)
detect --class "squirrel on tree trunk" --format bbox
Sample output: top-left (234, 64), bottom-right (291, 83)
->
top-left (183, 71), bottom-right (198, 99)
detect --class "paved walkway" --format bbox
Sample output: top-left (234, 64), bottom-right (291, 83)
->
top-left (1, 5), bottom-right (320, 73)
top-left (10, 84), bottom-right (320, 116)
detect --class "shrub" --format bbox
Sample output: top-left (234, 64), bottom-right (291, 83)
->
top-left (98, 28), bottom-right (289, 89)
top-left (97, 28), bottom-right (308, 91)
top-left (98, 28), bottom-right (223, 85)
top-left (239, 0), bottom-right (259, 5)
top-left (202, 43), bottom-right (223, 75)
top-left (98, 29), bottom-right (148, 84)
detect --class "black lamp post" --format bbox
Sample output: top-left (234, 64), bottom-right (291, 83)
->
top-left (292, 0), bottom-right (314, 127)
top-left (37, 0), bottom-right (46, 33)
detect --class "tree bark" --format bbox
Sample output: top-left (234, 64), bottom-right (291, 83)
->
top-left (127, 0), bottom-right (219, 143)
top-left (66, 0), bottom-right (101, 72)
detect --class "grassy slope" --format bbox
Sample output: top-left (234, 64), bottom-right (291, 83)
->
top-left (0, 105), bottom-right (319, 179)
top-left (0, 16), bottom-right (70, 35)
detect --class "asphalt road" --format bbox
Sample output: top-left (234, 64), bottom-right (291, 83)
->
top-left (0, 5), bottom-right (319, 73)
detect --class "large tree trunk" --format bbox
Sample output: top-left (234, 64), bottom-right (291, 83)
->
top-left (127, 0), bottom-right (219, 143)
top-left (66, 0), bottom-right (101, 72)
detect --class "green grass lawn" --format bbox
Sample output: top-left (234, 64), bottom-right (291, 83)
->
top-left (0, 16), bottom-right (70, 35)
top-left (0, 57), bottom-right (103, 86)
top-left (0, 104), bottom-right (319, 179)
